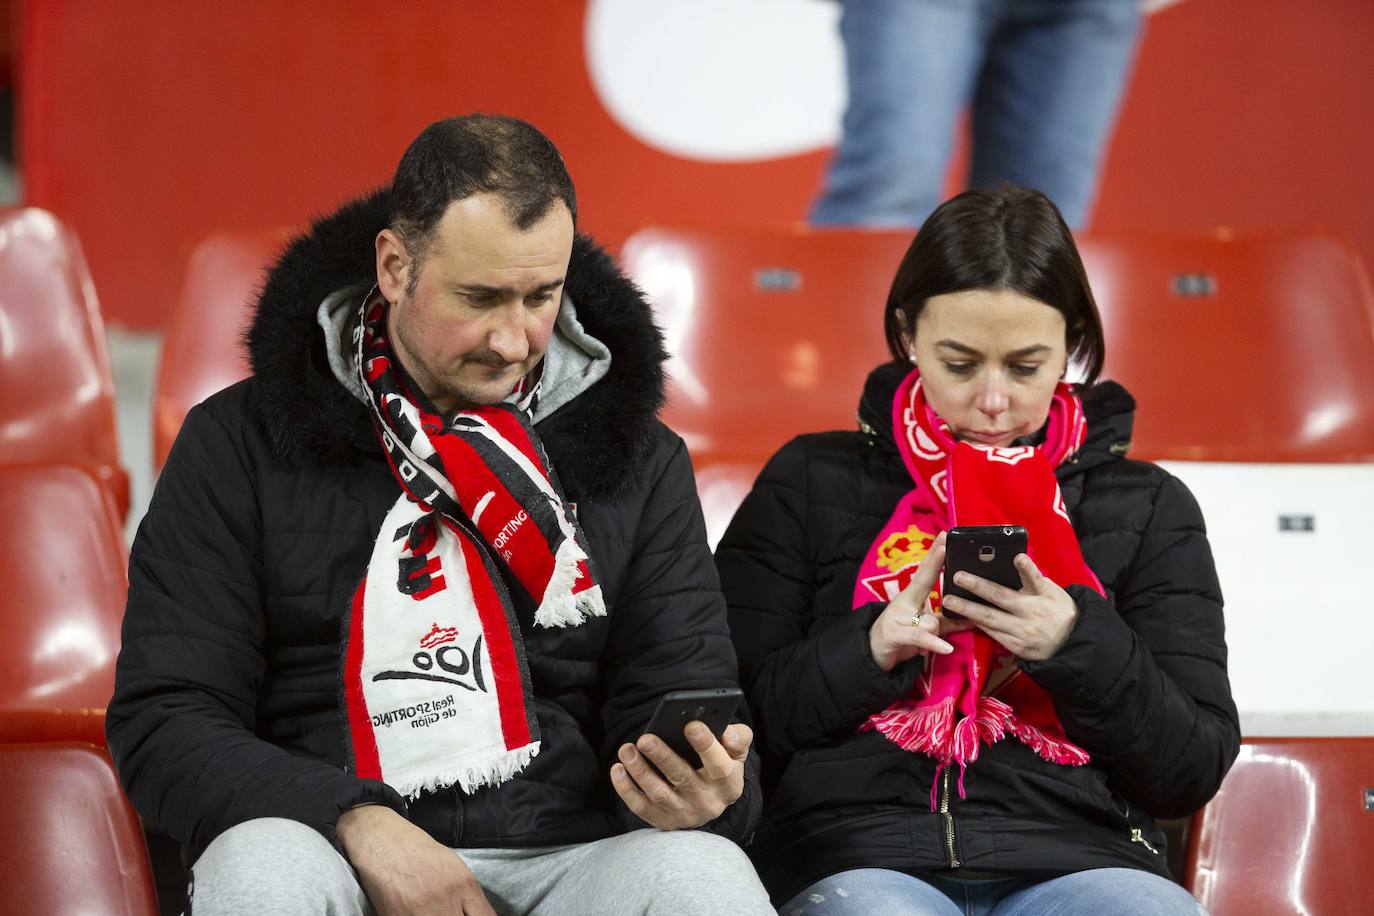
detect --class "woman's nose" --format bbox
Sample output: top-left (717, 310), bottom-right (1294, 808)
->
top-left (975, 377), bottom-right (1010, 418)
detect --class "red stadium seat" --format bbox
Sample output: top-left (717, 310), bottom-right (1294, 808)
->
top-left (1185, 736), bottom-right (1374, 915)
top-left (1078, 232), bottom-right (1374, 463)
top-left (154, 228), bottom-right (294, 470)
top-left (621, 225), bottom-right (908, 542)
top-left (0, 464), bottom-right (127, 746)
top-left (0, 742), bottom-right (157, 915)
top-left (0, 209), bottom-right (129, 518)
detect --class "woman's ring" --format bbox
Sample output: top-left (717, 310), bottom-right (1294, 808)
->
top-left (910, 610), bottom-right (925, 628)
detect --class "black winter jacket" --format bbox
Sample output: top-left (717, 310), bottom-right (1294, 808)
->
top-left (716, 361), bottom-right (1239, 904)
top-left (107, 191), bottom-right (760, 863)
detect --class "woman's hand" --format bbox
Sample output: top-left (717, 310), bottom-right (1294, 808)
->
top-left (610, 722), bottom-right (752, 829)
top-left (869, 533), bottom-right (971, 672)
top-left (940, 553), bottom-right (1077, 661)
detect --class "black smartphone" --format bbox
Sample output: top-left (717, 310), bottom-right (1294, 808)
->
top-left (941, 525), bottom-right (1028, 620)
top-left (641, 687), bottom-right (743, 770)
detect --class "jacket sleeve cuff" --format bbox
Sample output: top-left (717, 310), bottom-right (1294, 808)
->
top-left (1020, 585), bottom-right (1137, 708)
top-left (824, 602), bottom-right (924, 720)
top-left (317, 778), bottom-right (410, 856)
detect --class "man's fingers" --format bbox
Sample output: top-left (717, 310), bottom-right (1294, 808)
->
top-left (610, 761), bottom-right (652, 815)
top-left (721, 722), bottom-right (753, 761)
top-left (636, 733), bottom-right (695, 787)
top-left (684, 722), bottom-right (735, 781)
top-left (619, 742), bottom-right (679, 805)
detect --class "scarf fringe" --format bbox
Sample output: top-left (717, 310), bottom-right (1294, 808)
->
top-left (867, 695), bottom-right (1088, 771)
top-left (535, 537), bottom-right (607, 628)
top-left (390, 741), bottom-right (542, 801)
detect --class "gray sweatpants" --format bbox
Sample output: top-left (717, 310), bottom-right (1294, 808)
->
top-left (188, 817), bottom-right (774, 915)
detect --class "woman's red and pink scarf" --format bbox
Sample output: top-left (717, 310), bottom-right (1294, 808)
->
top-left (341, 293), bottom-right (604, 799)
top-left (853, 366), bottom-right (1103, 803)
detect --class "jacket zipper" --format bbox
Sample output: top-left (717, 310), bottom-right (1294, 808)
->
top-left (939, 767), bottom-right (961, 868)
top-left (1121, 800), bottom-right (1160, 855)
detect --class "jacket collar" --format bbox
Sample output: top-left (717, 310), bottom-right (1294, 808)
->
top-left (856, 360), bottom-right (1136, 476)
top-left (245, 188), bottom-right (667, 501)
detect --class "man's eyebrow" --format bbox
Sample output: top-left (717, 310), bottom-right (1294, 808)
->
top-left (452, 279), bottom-right (566, 296)
top-left (934, 339), bottom-right (1053, 360)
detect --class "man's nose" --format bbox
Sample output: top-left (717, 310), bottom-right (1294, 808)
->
top-left (975, 375), bottom-right (1010, 418)
top-left (487, 308), bottom-right (530, 362)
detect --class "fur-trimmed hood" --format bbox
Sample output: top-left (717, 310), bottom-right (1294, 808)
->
top-left (245, 189), bottom-right (668, 501)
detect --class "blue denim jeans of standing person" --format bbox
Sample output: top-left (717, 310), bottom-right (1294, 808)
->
top-left (811, 0), bottom-right (1143, 229)
top-left (780, 867), bottom-right (1207, 915)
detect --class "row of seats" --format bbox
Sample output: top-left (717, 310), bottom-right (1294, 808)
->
top-left (3, 208), bottom-right (1374, 912)
top-left (0, 209), bottom-right (164, 911)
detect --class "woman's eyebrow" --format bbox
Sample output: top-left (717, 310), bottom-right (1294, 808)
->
top-left (935, 339), bottom-right (981, 356)
top-left (934, 340), bottom-right (1053, 360)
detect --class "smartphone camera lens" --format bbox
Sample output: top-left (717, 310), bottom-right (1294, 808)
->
top-left (1003, 526), bottom-right (1014, 535)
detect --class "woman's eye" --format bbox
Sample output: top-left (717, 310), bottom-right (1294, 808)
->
top-left (1011, 364), bottom-right (1041, 378)
top-left (943, 362), bottom-right (975, 376)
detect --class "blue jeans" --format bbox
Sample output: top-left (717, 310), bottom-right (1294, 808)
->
top-left (780, 867), bottom-right (1206, 915)
top-left (811, 0), bottom-right (1143, 229)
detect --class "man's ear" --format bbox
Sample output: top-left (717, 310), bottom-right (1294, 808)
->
top-left (376, 228), bottom-right (410, 302)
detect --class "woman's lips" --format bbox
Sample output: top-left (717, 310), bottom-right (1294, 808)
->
top-left (965, 430), bottom-right (1012, 445)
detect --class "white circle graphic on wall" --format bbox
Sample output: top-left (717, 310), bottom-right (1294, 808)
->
top-left (585, 0), bottom-right (846, 162)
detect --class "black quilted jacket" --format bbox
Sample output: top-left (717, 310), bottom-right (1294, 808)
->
top-left (717, 361), bottom-right (1239, 904)
top-left (107, 190), bottom-right (760, 863)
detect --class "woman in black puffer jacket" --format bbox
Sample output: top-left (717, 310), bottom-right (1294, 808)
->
top-left (718, 186), bottom-right (1238, 915)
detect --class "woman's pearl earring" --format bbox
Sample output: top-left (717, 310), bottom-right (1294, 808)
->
top-left (909, 353), bottom-right (918, 365)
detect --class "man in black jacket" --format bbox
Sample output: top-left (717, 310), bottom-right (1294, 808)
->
top-left (108, 115), bottom-right (770, 915)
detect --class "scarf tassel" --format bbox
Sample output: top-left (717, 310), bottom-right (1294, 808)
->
top-left (391, 741), bottom-right (542, 801)
top-left (534, 537), bottom-right (607, 628)
top-left (868, 694), bottom-right (1088, 809)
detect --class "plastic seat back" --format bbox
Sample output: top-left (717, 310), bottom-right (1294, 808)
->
top-left (1185, 736), bottom-right (1374, 915)
top-left (622, 225), bottom-right (906, 461)
top-left (154, 228), bottom-right (293, 470)
top-left (0, 464), bottom-right (128, 746)
top-left (621, 226), bottom-right (908, 540)
top-left (0, 209), bottom-right (128, 517)
top-left (0, 742), bottom-right (157, 915)
top-left (1078, 232), bottom-right (1374, 462)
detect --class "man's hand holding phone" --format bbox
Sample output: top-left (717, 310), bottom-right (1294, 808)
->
top-left (610, 711), bottom-right (752, 830)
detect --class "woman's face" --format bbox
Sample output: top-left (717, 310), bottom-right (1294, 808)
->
top-left (902, 288), bottom-right (1069, 448)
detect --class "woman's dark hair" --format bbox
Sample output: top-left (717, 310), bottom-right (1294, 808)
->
top-left (884, 185), bottom-right (1106, 386)
top-left (389, 114), bottom-right (577, 290)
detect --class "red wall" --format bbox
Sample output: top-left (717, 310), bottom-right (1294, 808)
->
top-left (17, 0), bottom-right (1374, 328)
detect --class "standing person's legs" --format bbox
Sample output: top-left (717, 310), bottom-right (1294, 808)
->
top-left (464, 829), bottom-right (772, 916)
top-left (990, 868), bottom-right (1206, 916)
top-left (968, 0), bottom-right (1143, 228)
top-left (188, 818), bottom-right (373, 916)
top-left (811, 0), bottom-right (989, 227)
top-left (780, 868), bottom-right (964, 915)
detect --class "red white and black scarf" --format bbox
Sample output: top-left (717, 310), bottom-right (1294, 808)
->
top-left (341, 292), bottom-right (603, 799)
top-left (853, 367), bottom-right (1104, 803)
